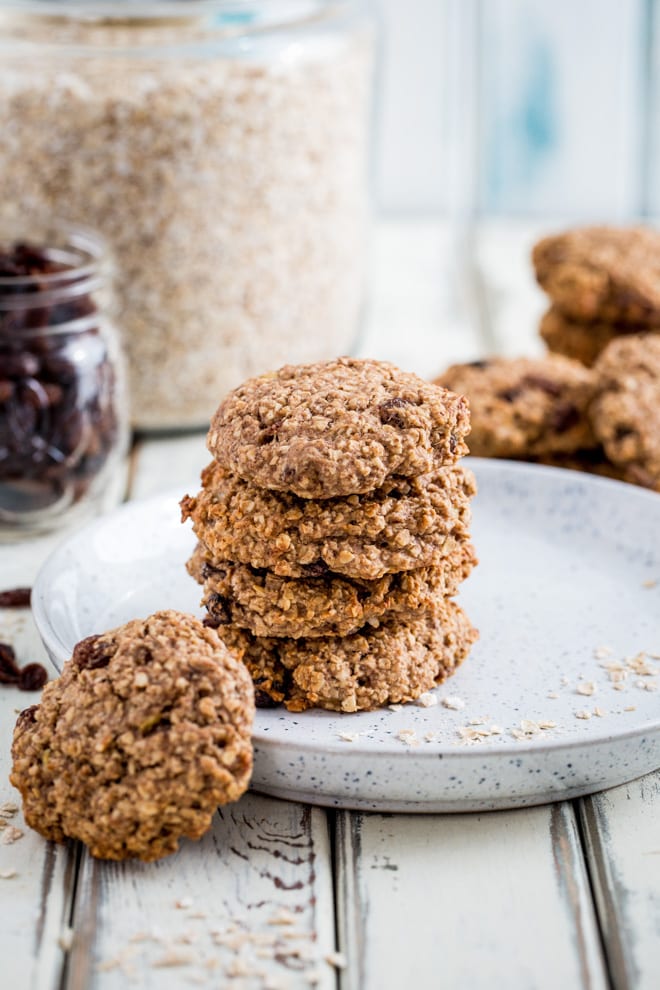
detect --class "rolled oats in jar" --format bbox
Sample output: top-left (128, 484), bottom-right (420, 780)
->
top-left (0, 1), bottom-right (374, 430)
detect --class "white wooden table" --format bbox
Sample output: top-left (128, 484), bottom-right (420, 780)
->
top-left (1, 221), bottom-right (658, 990)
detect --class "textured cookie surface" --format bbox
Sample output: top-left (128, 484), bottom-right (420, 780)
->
top-left (590, 334), bottom-right (660, 490)
top-left (221, 602), bottom-right (478, 713)
top-left (206, 357), bottom-right (470, 498)
top-left (182, 462), bottom-right (475, 581)
top-left (188, 542), bottom-right (477, 639)
top-left (533, 226), bottom-right (660, 325)
top-left (10, 610), bottom-right (255, 861)
top-left (539, 306), bottom-right (627, 367)
top-left (435, 355), bottom-right (596, 457)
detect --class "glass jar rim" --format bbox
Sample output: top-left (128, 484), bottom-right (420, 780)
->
top-left (0, 220), bottom-right (112, 328)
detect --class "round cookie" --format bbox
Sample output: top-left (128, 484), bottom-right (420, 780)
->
top-left (435, 355), bottom-right (597, 458)
top-left (206, 357), bottom-right (470, 498)
top-left (188, 541), bottom-right (477, 639)
top-left (221, 602), bottom-right (478, 713)
top-left (590, 334), bottom-right (660, 490)
top-left (533, 226), bottom-right (660, 325)
top-left (181, 461), bottom-right (475, 581)
top-left (10, 610), bottom-right (255, 862)
top-left (539, 306), bottom-right (625, 367)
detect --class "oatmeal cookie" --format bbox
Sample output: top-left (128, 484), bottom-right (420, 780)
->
top-left (435, 355), bottom-right (596, 457)
top-left (10, 610), bottom-right (254, 862)
top-left (206, 357), bottom-right (470, 498)
top-left (590, 334), bottom-right (660, 490)
top-left (188, 541), bottom-right (477, 639)
top-left (533, 226), bottom-right (660, 325)
top-left (539, 306), bottom-right (626, 367)
top-left (221, 601), bottom-right (478, 712)
top-left (181, 461), bottom-right (475, 581)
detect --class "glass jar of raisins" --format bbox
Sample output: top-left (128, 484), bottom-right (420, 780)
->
top-left (0, 221), bottom-right (129, 537)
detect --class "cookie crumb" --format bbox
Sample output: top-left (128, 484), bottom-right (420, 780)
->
top-left (416, 692), bottom-right (438, 708)
top-left (397, 728), bottom-right (419, 747)
top-left (576, 681), bottom-right (596, 696)
top-left (441, 695), bottom-right (465, 711)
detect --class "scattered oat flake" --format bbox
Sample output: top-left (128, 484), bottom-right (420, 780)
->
top-left (0, 802), bottom-right (18, 817)
top-left (624, 705), bottom-right (637, 712)
top-left (337, 732), bottom-right (359, 743)
top-left (325, 952), bottom-right (347, 969)
top-left (58, 927), bottom-right (74, 951)
top-left (416, 692), bottom-right (438, 708)
top-left (560, 676), bottom-right (570, 685)
top-left (441, 695), bottom-right (465, 710)
top-left (520, 719), bottom-right (540, 734)
top-left (388, 703), bottom-right (403, 712)
top-left (593, 707), bottom-right (607, 717)
top-left (1, 825), bottom-right (23, 844)
top-left (0, 869), bottom-right (17, 879)
top-left (642, 681), bottom-right (658, 692)
top-left (575, 710), bottom-right (592, 720)
top-left (424, 731), bottom-right (439, 743)
top-left (489, 725), bottom-right (503, 735)
top-left (397, 729), bottom-right (419, 747)
top-left (469, 717), bottom-right (486, 726)
top-left (538, 720), bottom-right (557, 730)
top-left (642, 579), bottom-right (658, 589)
top-left (547, 691), bottom-right (559, 699)
top-left (152, 950), bottom-right (194, 968)
top-left (576, 682), bottom-right (596, 696)
top-left (594, 646), bottom-right (613, 659)
top-left (612, 683), bottom-right (626, 692)
top-left (268, 910), bottom-right (297, 926)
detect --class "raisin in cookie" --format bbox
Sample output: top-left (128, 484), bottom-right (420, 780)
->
top-left (10, 610), bottom-right (254, 862)
top-left (435, 355), bottom-right (596, 458)
top-left (181, 461), bottom-right (475, 581)
top-left (206, 357), bottom-right (470, 498)
top-left (188, 541), bottom-right (477, 639)
top-left (221, 601), bottom-right (478, 713)
top-left (533, 226), bottom-right (660, 325)
top-left (590, 334), bottom-right (660, 490)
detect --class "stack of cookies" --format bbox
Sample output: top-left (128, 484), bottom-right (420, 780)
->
top-left (182, 357), bottom-right (479, 713)
top-left (533, 226), bottom-right (660, 367)
top-left (435, 225), bottom-right (660, 491)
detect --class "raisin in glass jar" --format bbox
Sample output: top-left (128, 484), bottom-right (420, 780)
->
top-left (0, 221), bottom-right (129, 537)
top-left (0, 1), bottom-right (375, 431)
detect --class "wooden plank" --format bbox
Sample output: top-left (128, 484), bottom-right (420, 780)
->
top-left (335, 803), bottom-right (608, 990)
top-left (0, 548), bottom-right (79, 990)
top-left (579, 772), bottom-right (660, 990)
top-left (65, 794), bottom-right (338, 990)
top-left (479, 0), bottom-right (646, 218)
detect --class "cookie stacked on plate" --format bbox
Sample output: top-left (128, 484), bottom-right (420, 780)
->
top-left (533, 226), bottom-right (660, 367)
top-left (181, 357), bottom-right (479, 713)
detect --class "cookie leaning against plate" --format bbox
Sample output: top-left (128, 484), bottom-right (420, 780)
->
top-left (221, 600), bottom-right (478, 713)
top-left (435, 355), bottom-right (597, 458)
top-left (10, 610), bottom-right (255, 862)
top-left (188, 541), bottom-right (477, 639)
top-left (181, 461), bottom-right (475, 581)
top-left (533, 226), bottom-right (660, 325)
top-left (206, 357), bottom-right (470, 498)
top-left (590, 334), bottom-right (660, 490)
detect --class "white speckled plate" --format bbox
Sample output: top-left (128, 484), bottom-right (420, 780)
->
top-left (33, 459), bottom-right (660, 812)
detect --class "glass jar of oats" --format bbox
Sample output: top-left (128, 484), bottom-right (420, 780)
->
top-left (0, 1), bottom-right (374, 430)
